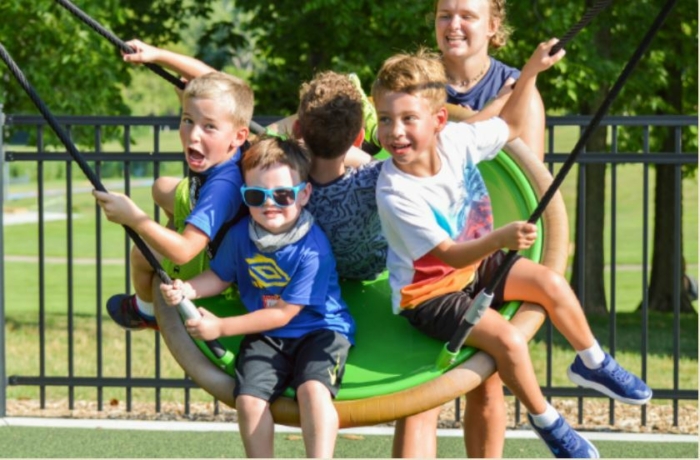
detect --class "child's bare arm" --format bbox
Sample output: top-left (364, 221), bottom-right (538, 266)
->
top-left (185, 300), bottom-right (303, 341)
top-left (344, 145), bottom-right (374, 167)
top-left (430, 222), bottom-right (538, 268)
top-left (159, 271), bottom-right (230, 306)
top-left (122, 39), bottom-right (216, 80)
top-left (93, 190), bottom-right (209, 264)
top-left (500, 38), bottom-right (564, 143)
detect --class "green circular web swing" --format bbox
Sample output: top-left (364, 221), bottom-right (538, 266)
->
top-left (153, 138), bottom-right (569, 428)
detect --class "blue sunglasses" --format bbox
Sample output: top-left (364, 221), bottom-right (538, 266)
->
top-left (241, 182), bottom-right (307, 208)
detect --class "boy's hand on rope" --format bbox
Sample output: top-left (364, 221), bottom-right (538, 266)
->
top-left (494, 221), bottom-right (538, 251)
top-left (160, 279), bottom-right (196, 306)
top-left (92, 190), bottom-right (148, 227)
top-left (185, 307), bottom-right (223, 341)
top-left (122, 39), bottom-right (161, 64)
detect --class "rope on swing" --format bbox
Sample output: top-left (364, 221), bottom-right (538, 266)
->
top-left (53, 0), bottom-right (266, 135)
top-left (0, 42), bottom-right (234, 368)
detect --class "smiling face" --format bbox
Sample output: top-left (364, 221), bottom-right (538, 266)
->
top-left (179, 97), bottom-right (242, 173)
top-left (375, 91), bottom-right (447, 176)
top-left (434, 0), bottom-right (496, 61)
top-left (244, 162), bottom-right (311, 234)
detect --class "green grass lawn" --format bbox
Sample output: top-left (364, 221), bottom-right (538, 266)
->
top-left (0, 427), bottom-right (696, 458)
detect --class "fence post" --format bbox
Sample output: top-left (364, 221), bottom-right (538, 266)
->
top-left (0, 104), bottom-right (6, 417)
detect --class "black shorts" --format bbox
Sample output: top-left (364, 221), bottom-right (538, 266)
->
top-left (399, 250), bottom-right (521, 342)
top-left (233, 329), bottom-right (351, 402)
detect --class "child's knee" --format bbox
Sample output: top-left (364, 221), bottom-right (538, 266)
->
top-left (496, 328), bottom-right (529, 357)
top-left (296, 379), bottom-right (332, 401)
top-left (152, 177), bottom-right (178, 214)
top-left (236, 394), bottom-right (267, 414)
top-left (540, 269), bottom-right (571, 300)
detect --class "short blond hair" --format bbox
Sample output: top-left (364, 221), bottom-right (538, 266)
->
top-left (242, 136), bottom-right (311, 182)
top-left (183, 72), bottom-right (254, 129)
top-left (371, 48), bottom-right (447, 112)
top-left (432, 0), bottom-right (512, 50)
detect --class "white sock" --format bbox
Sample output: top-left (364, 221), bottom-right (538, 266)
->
top-left (135, 296), bottom-right (155, 319)
top-left (530, 403), bottom-right (560, 429)
top-left (578, 341), bottom-right (606, 369)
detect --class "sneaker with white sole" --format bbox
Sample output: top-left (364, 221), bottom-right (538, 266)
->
top-left (568, 353), bottom-right (652, 405)
top-left (107, 294), bottom-right (158, 331)
top-left (528, 413), bottom-right (599, 458)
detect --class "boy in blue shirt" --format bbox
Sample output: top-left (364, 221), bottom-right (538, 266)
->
top-left (94, 71), bottom-right (251, 330)
top-left (160, 137), bottom-right (355, 458)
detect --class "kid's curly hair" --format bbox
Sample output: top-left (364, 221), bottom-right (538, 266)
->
top-left (371, 48), bottom-right (447, 113)
top-left (297, 71), bottom-right (364, 160)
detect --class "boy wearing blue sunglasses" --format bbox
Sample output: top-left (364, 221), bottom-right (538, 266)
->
top-left (160, 136), bottom-right (355, 458)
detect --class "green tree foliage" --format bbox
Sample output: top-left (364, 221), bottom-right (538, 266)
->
top-left (0, 0), bottom-right (213, 141)
top-left (231, 0), bottom-right (434, 114)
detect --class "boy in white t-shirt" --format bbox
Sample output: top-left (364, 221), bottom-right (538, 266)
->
top-left (372, 40), bottom-right (651, 458)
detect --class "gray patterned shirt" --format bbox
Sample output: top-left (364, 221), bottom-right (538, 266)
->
top-left (306, 161), bottom-right (387, 280)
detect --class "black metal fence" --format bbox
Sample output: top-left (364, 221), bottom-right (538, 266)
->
top-left (1, 112), bottom-right (697, 427)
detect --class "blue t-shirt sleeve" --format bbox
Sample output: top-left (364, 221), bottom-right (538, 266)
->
top-left (208, 220), bottom-right (244, 284)
top-left (281, 245), bottom-right (331, 308)
top-left (185, 172), bottom-right (243, 239)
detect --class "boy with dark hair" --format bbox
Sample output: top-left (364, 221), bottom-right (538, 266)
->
top-left (295, 71), bottom-right (386, 280)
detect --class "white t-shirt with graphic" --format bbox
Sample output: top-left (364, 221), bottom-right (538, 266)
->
top-left (376, 118), bottom-right (509, 314)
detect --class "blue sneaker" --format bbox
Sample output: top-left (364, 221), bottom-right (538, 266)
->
top-left (528, 413), bottom-right (599, 458)
top-left (107, 294), bottom-right (158, 331)
top-left (568, 353), bottom-right (652, 405)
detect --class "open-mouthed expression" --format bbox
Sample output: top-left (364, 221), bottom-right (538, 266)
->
top-left (375, 91), bottom-right (446, 175)
top-left (179, 97), bottom-right (239, 173)
top-left (434, 0), bottom-right (495, 59)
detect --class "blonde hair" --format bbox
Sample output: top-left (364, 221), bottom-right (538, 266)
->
top-left (242, 136), bottom-right (311, 182)
top-left (433, 0), bottom-right (512, 50)
top-left (371, 48), bottom-right (447, 112)
top-left (297, 71), bottom-right (364, 160)
top-left (183, 72), bottom-right (254, 129)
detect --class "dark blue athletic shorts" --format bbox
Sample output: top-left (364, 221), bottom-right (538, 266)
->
top-left (233, 328), bottom-right (351, 402)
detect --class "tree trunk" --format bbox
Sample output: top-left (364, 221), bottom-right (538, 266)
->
top-left (570, 128), bottom-right (608, 315)
top-left (647, 163), bottom-right (694, 313)
top-left (570, 14), bottom-right (610, 316)
top-left (646, 18), bottom-right (694, 314)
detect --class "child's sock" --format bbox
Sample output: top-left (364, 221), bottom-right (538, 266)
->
top-left (577, 341), bottom-right (606, 369)
top-left (135, 296), bottom-right (155, 319)
top-left (529, 403), bottom-right (560, 428)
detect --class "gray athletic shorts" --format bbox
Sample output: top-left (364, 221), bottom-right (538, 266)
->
top-left (399, 250), bottom-right (521, 342)
top-left (233, 329), bottom-right (351, 402)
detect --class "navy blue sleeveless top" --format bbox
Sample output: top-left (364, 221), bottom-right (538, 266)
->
top-left (446, 57), bottom-right (520, 111)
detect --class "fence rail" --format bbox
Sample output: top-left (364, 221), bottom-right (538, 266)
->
top-left (1, 113), bottom-right (697, 427)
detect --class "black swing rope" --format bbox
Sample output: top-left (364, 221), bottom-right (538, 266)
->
top-left (0, 43), bottom-right (233, 366)
top-left (440, 0), bottom-right (679, 366)
top-left (52, 0), bottom-right (266, 136)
